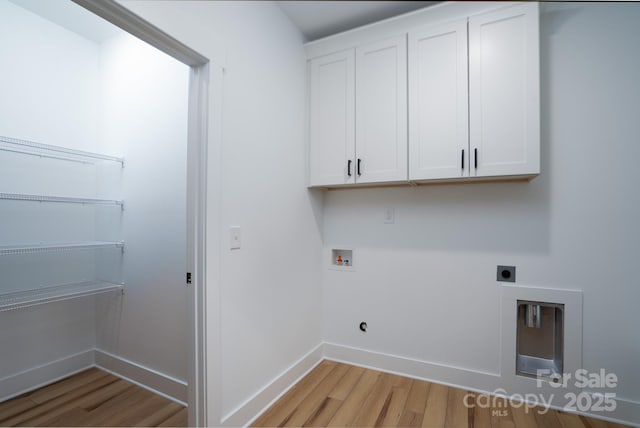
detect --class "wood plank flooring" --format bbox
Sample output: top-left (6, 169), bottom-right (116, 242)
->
top-left (2, 361), bottom-right (630, 428)
top-left (0, 368), bottom-right (186, 427)
top-left (251, 361), bottom-right (631, 428)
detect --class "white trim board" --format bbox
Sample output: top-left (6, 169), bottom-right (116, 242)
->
top-left (323, 342), bottom-right (502, 393)
top-left (0, 349), bottom-right (188, 406)
top-left (223, 341), bottom-right (639, 428)
top-left (223, 343), bottom-right (324, 428)
top-left (224, 342), bottom-right (501, 428)
top-left (94, 349), bottom-right (187, 406)
top-left (71, 0), bottom-right (208, 67)
top-left (0, 349), bottom-right (95, 402)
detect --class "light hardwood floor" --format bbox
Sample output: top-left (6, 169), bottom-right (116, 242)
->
top-left (0, 368), bottom-right (186, 427)
top-left (252, 361), bottom-right (630, 428)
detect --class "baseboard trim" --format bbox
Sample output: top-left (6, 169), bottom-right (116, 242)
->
top-left (323, 342), bottom-right (502, 393)
top-left (0, 349), bottom-right (95, 402)
top-left (3, 343), bottom-right (636, 427)
top-left (94, 349), bottom-right (187, 406)
top-left (1, 348), bottom-right (188, 409)
top-left (323, 342), bottom-right (640, 427)
top-left (222, 343), bottom-right (324, 427)
top-left (597, 396), bottom-right (640, 428)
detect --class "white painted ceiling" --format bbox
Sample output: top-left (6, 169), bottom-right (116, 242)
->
top-left (9, 0), bottom-right (439, 45)
top-left (8, 0), bottom-right (121, 43)
top-left (277, 1), bottom-right (440, 41)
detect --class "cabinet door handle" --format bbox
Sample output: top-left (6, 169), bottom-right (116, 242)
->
top-left (357, 158), bottom-right (362, 176)
top-left (474, 148), bottom-right (478, 169)
top-left (461, 149), bottom-right (465, 170)
top-left (347, 159), bottom-right (352, 177)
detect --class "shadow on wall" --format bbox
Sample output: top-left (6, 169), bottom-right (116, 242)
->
top-left (322, 174), bottom-right (549, 254)
top-left (307, 188), bottom-right (325, 238)
top-left (317, 6), bottom-right (588, 256)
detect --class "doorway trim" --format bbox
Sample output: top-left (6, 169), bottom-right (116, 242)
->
top-left (71, 1), bottom-right (211, 426)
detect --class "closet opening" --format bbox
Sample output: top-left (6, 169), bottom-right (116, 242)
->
top-left (0, 0), bottom-right (209, 426)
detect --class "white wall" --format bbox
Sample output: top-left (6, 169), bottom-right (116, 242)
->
top-left (108, 0), bottom-right (639, 425)
top-left (118, 0), bottom-right (324, 422)
top-left (323, 0), bottom-right (639, 411)
top-left (0, 1), bottom-right (100, 150)
top-left (95, 33), bottom-right (190, 384)
top-left (0, 0), bottom-right (100, 390)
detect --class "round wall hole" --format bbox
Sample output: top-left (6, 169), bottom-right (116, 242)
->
top-left (359, 322), bottom-right (367, 332)
top-left (501, 270), bottom-right (511, 279)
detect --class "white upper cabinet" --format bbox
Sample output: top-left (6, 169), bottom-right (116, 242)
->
top-left (308, 49), bottom-right (355, 186)
top-left (469, 3), bottom-right (540, 178)
top-left (355, 35), bottom-right (408, 184)
top-left (408, 20), bottom-right (468, 181)
top-left (306, 2), bottom-right (540, 187)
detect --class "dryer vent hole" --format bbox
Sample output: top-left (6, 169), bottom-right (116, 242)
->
top-left (497, 265), bottom-right (516, 282)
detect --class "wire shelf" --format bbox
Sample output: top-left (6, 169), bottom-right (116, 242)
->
top-left (0, 281), bottom-right (123, 312)
top-left (0, 136), bottom-right (124, 166)
top-left (0, 193), bottom-right (123, 207)
top-left (0, 241), bottom-right (125, 256)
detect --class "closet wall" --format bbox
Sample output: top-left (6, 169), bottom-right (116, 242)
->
top-left (95, 32), bottom-right (190, 389)
top-left (0, 0), bottom-right (189, 401)
top-left (0, 0), bottom-right (102, 389)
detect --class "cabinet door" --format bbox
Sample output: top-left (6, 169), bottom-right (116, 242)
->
top-left (308, 50), bottom-right (355, 186)
top-left (469, 3), bottom-right (540, 177)
top-left (355, 35), bottom-right (407, 184)
top-left (408, 20), bottom-right (469, 181)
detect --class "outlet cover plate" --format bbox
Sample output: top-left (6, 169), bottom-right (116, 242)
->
top-left (230, 226), bottom-right (241, 250)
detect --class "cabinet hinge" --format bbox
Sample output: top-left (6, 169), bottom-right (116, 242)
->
top-left (186, 272), bottom-right (192, 285)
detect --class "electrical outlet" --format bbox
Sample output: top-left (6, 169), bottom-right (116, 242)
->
top-left (384, 207), bottom-right (395, 224)
top-left (230, 227), bottom-right (241, 250)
